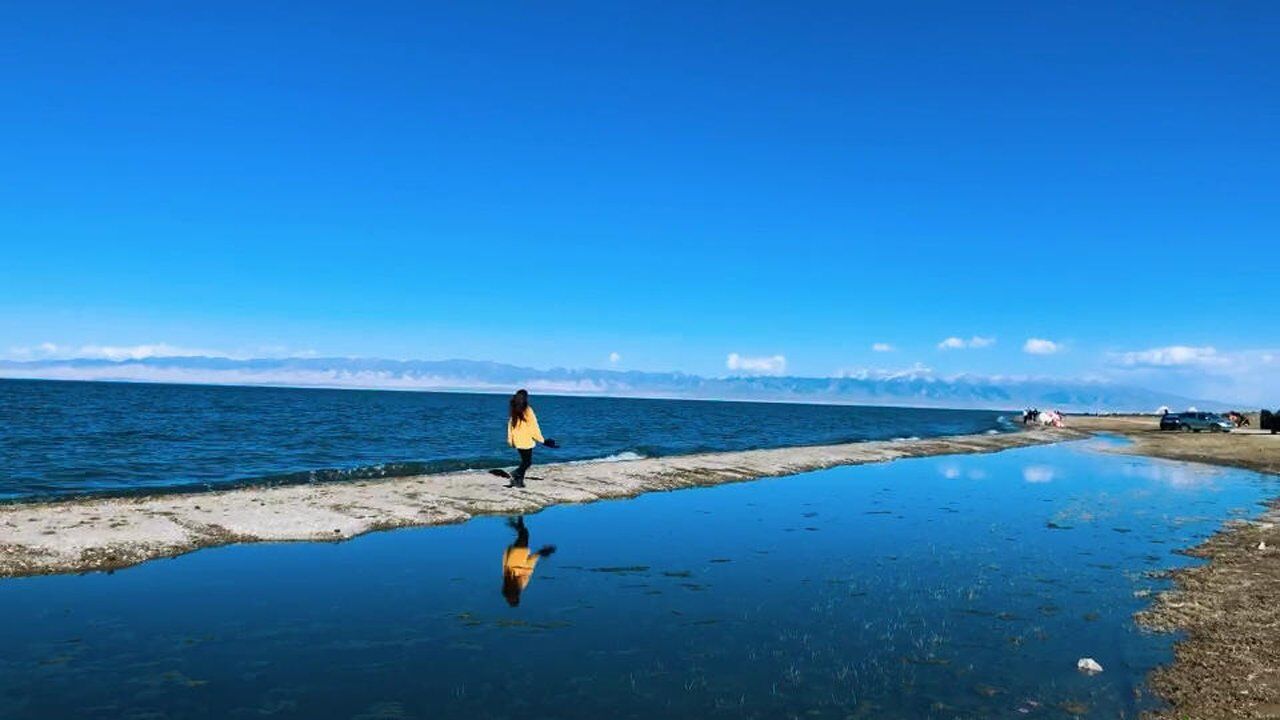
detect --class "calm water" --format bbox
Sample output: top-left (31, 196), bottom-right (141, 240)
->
top-left (0, 379), bottom-right (1011, 501)
top-left (1, 441), bottom-right (1273, 719)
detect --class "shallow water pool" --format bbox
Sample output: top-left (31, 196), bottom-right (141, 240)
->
top-left (1, 440), bottom-right (1273, 719)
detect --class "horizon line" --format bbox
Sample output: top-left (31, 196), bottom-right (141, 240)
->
top-left (0, 374), bottom-right (1041, 414)
top-left (0, 352), bottom-right (1228, 412)
top-left (0, 352), bottom-right (1121, 387)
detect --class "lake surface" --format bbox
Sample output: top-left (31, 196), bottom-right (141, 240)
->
top-left (0, 379), bottom-right (1011, 501)
top-left (1, 440), bottom-right (1273, 719)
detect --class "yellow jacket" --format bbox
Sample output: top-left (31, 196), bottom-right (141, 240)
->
top-left (503, 546), bottom-right (540, 592)
top-left (507, 408), bottom-right (544, 450)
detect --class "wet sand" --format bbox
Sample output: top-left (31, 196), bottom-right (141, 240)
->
top-left (1069, 415), bottom-right (1280, 719)
top-left (0, 427), bottom-right (1075, 579)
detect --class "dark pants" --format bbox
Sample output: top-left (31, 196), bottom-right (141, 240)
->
top-left (512, 448), bottom-right (533, 485)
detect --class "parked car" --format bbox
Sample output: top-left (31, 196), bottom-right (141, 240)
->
top-left (1159, 413), bottom-right (1183, 431)
top-left (1176, 412), bottom-right (1234, 433)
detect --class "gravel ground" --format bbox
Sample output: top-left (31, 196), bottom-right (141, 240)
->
top-left (1070, 414), bottom-right (1280, 719)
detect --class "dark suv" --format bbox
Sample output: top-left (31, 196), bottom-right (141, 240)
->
top-left (1177, 412), bottom-right (1234, 432)
top-left (1159, 413), bottom-right (1183, 431)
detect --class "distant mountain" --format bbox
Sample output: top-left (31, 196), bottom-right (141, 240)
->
top-left (0, 356), bottom-right (1220, 412)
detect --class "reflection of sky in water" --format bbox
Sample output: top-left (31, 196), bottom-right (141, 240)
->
top-left (1119, 459), bottom-right (1229, 490)
top-left (1023, 465), bottom-right (1057, 484)
top-left (939, 464), bottom-right (988, 481)
top-left (0, 442), bottom-right (1275, 719)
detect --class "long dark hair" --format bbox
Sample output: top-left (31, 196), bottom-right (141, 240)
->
top-left (502, 573), bottom-right (522, 607)
top-left (509, 389), bottom-right (529, 428)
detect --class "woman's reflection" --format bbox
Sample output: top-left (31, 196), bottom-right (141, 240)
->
top-left (502, 516), bottom-right (556, 607)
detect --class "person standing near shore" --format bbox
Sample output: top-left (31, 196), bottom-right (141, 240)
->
top-left (506, 389), bottom-right (555, 488)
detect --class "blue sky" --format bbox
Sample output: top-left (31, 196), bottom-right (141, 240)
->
top-left (2, 2), bottom-right (1277, 401)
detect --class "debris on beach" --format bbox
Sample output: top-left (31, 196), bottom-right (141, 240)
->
top-left (1076, 657), bottom-right (1103, 675)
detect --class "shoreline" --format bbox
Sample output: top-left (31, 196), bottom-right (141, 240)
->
top-left (6, 415), bottom-right (1278, 716)
top-left (1138, 497), bottom-right (1280, 720)
top-left (1068, 415), bottom-right (1280, 719)
top-left (0, 427), bottom-right (1075, 579)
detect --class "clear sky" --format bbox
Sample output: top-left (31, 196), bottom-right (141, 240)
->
top-left (2, 2), bottom-right (1277, 400)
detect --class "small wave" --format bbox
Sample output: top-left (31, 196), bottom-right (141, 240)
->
top-left (221, 457), bottom-right (512, 493)
top-left (570, 451), bottom-right (647, 464)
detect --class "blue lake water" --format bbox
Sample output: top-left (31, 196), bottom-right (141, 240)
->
top-left (1, 440), bottom-right (1273, 719)
top-left (0, 379), bottom-right (1011, 501)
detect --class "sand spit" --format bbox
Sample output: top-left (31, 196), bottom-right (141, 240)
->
top-left (0, 428), bottom-right (1077, 579)
top-left (1069, 415), bottom-right (1280, 719)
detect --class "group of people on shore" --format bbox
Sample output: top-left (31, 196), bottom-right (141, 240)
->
top-left (1021, 408), bottom-right (1065, 428)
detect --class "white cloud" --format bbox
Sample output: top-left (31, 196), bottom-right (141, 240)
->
top-left (3, 341), bottom-right (320, 362)
top-left (1023, 338), bottom-right (1063, 355)
top-left (76, 343), bottom-right (213, 361)
top-left (938, 336), bottom-right (995, 350)
top-left (6, 341), bottom-right (217, 361)
top-left (251, 345), bottom-right (319, 359)
top-left (726, 352), bottom-right (787, 376)
top-left (608, 351), bottom-right (622, 364)
top-left (1105, 345), bottom-right (1280, 406)
top-left (940, 463), bottom-right (988, 480)
top-left (835, 362), bottom-right (934, 381)
top-left (6, 342), bottom-right (63, 359)
top-left (0, 360), bottom-right (616, 395)
top-left (1120, 460), bottom-right (1224, 489)
top-left (871, 342), bottom-right (894, 352)
top-left (1112, 345), bottom-right (1225, 368)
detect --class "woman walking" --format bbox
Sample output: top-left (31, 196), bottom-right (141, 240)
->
top-left (506, 389), bottom-right (554, 488)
